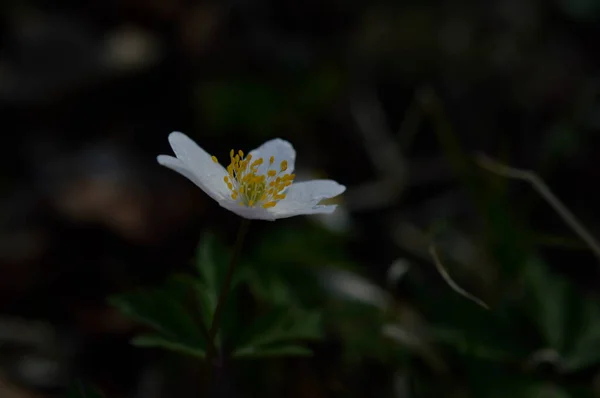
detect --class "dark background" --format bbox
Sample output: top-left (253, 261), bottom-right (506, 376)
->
top-left (2, 0), bottom-right (600, 397)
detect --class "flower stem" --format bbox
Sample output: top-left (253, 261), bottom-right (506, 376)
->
top-left (207, 218), bottom-right (251, 359)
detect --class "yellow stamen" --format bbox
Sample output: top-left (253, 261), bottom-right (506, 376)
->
top-left (223, 148), bottom-right (294, 208)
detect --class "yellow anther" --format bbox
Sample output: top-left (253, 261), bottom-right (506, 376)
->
top-left (223, 147), bottom-right (296, 208)
top-left (212, 156), bottom-right (218, 163)
top-left (251, 158), bottom-right (263, 168)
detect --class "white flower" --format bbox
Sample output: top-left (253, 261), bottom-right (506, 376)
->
top-left (157, 132), bottom-right (346, 221)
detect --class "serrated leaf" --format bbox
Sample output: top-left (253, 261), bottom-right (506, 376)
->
top-left (233, 344), bottom-right (313, 358)
top-left (195, 232), bottom-right (245, 301)
top-left (132, 333), bottom-right (205, 358)
top-left (244, 309), bottom-right (321, 347)
top-left (167, 273), bottom-right (214, 330)
top-left (64, 381), bottom-right (104, 398)
top-left (109, 287), bottom-right (206, 357)
top-left (232, 308), bottom-right (322, 358)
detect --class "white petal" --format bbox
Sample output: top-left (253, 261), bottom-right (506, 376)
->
top-left (270, 204), bottom-right (338, 219)
top-left (165, 131), bottom-right (229, 198)
top-left (157, 155), bottom-right (224, 201)
top-left (219, 201), bottom-right (278, 221)
top-left (248, 138), bottom-right (296, 175)
top-left (269, 179), bottom-right (346, 218)
top-left (280, 180), bottom-right (345, 206)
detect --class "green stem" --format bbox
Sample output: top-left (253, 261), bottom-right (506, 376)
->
top-left (207, 218), bottom-right (251, 361)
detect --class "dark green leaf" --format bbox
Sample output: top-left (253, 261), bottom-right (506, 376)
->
top-left (523, 257), bottom-right (572, 351)
top-left (233, 344), bottom-right (314, 358)
top-left (132, 333), bottom-right (205, 358)
top-left (109, 287), bottom-right (206, 357)
top-left (167, 273), bottom-right (214, 331)
top-left (195, 232), bottom-right (245, 302)
top-left (232, 308), bottom-right (322, 358)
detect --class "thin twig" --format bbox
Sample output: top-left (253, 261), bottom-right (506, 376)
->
top-left (429, 244), bottom-right (490, 309)
top-left (476, 153), bottom-right (600, 264)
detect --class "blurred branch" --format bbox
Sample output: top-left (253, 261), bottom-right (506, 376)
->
top-left (350, 87), bottom-right (406, 175)
top-left (391, 219), bottom-right (492, 306)
top-left (346, 84), bottom-right (409, 211)
top-left (476, 153), bottom-right (600, 264)
top-left (429, 244), bottom-right (490, 309)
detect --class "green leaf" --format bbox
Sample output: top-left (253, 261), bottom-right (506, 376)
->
top-left (233, 344), bottom-right (314, 358)
top-left (132, 333), bottom-right (205, 358)
top-left (232, 308), bottom-right (322, 358)
top-left (245, 223), bottom-right (355, 307)
top-left (65, 381), bottom-right (104, 398)
top-left (193, 232), bottom-right (248, 347)
top-left (523, 257), bottom-right (572, 351)
top-left (167, 273), bottom-right (214, 331)
top-left (109, 287), bottom-right (206, 357)
top-left (195, 232), bottom-right (245, 305)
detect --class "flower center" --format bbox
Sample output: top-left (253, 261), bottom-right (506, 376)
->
top-left (212, 149), bottom-right (295, 208)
